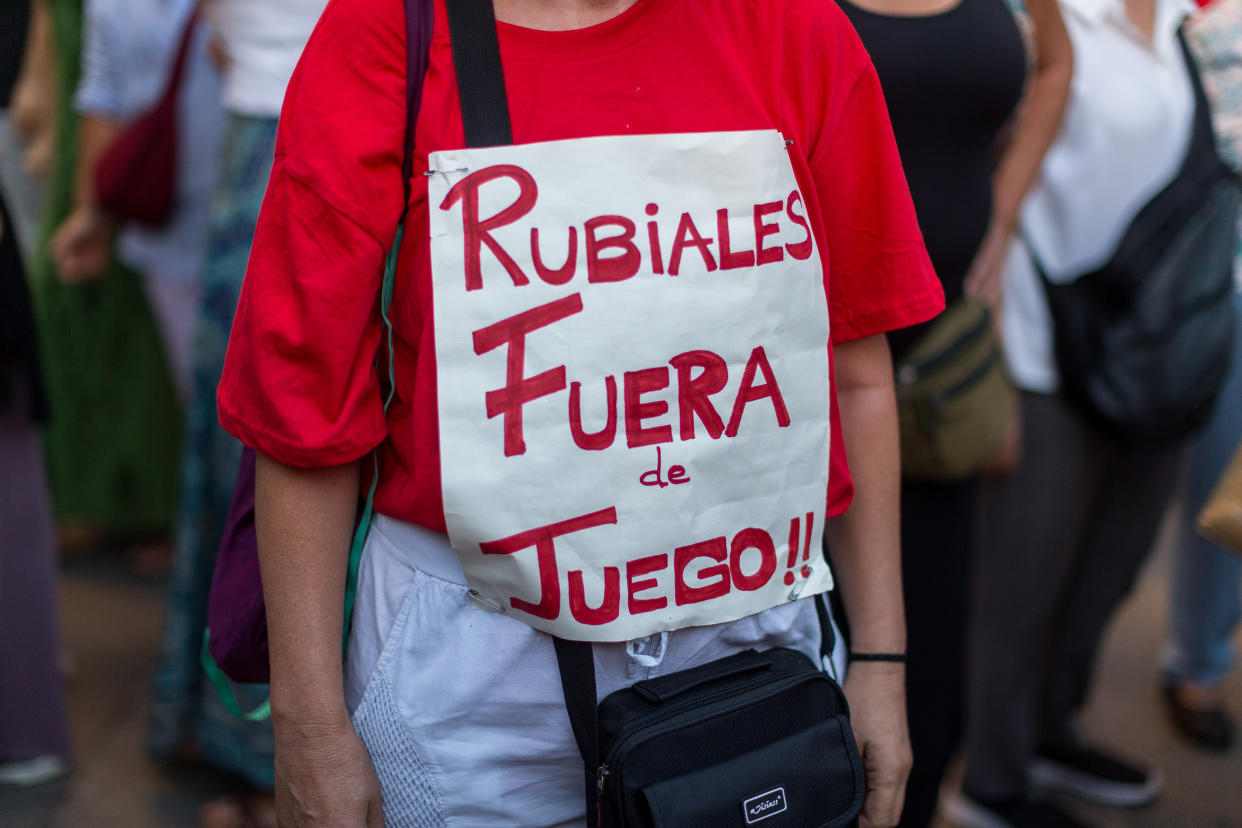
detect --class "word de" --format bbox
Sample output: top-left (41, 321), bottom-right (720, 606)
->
top-left (639, 446), bottom-right (689, 488)
top-left (479, 507), bottom-right (818, 626)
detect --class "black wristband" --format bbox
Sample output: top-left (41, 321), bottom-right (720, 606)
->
top-left (849, 652), bottom-right (907, 663)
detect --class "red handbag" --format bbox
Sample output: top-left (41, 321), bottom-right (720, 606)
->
top-left (93, 10), bottom-right (199, 226)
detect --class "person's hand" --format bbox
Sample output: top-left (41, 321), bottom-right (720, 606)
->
top-left (20, 128), bottom-right (54, 182)
top-left (49, 206), bottom-right (114, 283)
top-left (273, 713), bottom-right (383, 827)
top-left (20, 129), bottom-right (53, 181)
top-left (208, 33), bottom-right (231, 71)
top-left (844, 662), bottom-right (911, 828)
top-left (962, 221), bottom-right (1013, 311)
top-left (10, 70), bottom-right (50, 140)
top-left (982, 386), bottom-right (1023, 477)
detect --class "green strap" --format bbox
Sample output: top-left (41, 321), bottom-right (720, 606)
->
top-left (381, 224), bottom-right (402, 404)
top-left (343, 463), bottom-right (380, 650)
top-left (343, 221), bottom-right (403, 648)
top-left (205, 221), bottom-right (406, 721)
top-left (201, 630), bottom-right (272, 721)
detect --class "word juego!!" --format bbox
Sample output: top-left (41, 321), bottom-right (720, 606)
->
top-left (480, 508), bottom-right (818, 625)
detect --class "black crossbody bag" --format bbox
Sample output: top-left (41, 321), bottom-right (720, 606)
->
top-left (443, 0), bottom-right (866, 824)
top-left (553, 598), bottom-right (863, 828)
top-left (1035, 30), bottom-right (1240, 441)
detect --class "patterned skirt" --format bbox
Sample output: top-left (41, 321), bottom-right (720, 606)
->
top-left (147, 113), bottom-right (280, 788)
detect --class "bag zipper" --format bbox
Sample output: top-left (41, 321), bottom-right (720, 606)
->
top-left (598, 672), bottom-right (839, 809)
top-left (898, 309), bottom-right (991, 386)
top-left (929, 346), bottom-right (1001, 407)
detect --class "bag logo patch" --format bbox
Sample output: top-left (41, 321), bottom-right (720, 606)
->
top-left (743, 787), bottom-right (788, 824)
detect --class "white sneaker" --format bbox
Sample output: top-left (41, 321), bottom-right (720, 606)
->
top-left (939, 790), bottom-right (1093, 828)
top-left (0, 755), bottom-right (69, 787)
top-left (1028, 745), bottom-right (1163, 807)
top-left (939, 790), bottom-right (1014, 828)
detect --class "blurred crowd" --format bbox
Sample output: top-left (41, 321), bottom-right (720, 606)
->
top-left (1, 0), bottom-right (327, 823)
top-left (0, 0), bottom-right (1239, 826)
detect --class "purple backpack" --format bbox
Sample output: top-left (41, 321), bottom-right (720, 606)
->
top-left (202, 0), bottom-right (434, 718)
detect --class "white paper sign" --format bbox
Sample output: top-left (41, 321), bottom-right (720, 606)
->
top-left (429, 130), bottom-right (833, 641)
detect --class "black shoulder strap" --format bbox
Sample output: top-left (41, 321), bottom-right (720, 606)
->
top-left (815, 591), bottom-right (837, 673)
top-left (445, 0), bottom-right (514, 146)
top-left (1177, 28), bottom-right (1210, 156)
top-left (554, 638), bottom-right (602, 825)
top-left (436, 0), bottom-right (604, 815)
top-left (1175, 25), bottom-right (1228, 180)
top-left (402, 0), bottom-right (436, 210)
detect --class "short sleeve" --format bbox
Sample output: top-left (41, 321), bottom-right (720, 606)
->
top-left (811, 63), bottom-right (944, 344)
top-left (74, 0), bottom-right (127, 118)
top-left (216, 0), bottom-right (409, 468)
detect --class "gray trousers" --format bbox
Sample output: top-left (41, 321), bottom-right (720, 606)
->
top-left (962, 391), bottom-right (1184, 799)
top-left (0, 375), bottom-right (70, 762)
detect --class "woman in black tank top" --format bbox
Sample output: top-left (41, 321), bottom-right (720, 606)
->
top-left (837, 1), bottom-right (1072, 825)
top-left (843, 0), bottom-right (1025, 354)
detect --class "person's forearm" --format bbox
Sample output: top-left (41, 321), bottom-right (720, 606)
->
top-left (17, 1), bottom-right (54, 99)
top-left (12, 1), bottom-right (55, 139)
top-left (255, 453), bottom-right (361, 727)
top-left (989, 0), bottom-right (1073, 232)
top-left (72, 114), bottom-right (122, 210)
top-left (824, 334), bottom-right (905, 654)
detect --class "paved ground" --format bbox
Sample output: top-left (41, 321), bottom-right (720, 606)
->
top-left (2, 530), bottom-right (1241, 827)
top-left (930, 529), bottom-right (1242, 828)
top-left (0, 557), bottom-right (239, 828)
top-left (1043, 544), bottom-right (1242, 828)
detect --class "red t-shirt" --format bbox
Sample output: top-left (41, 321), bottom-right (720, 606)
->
top-left (217, 0), bottom-right (943, 533)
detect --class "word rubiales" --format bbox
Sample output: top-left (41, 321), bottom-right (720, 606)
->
top-left (440, 164), bottom-right (817, 291)
top-left (442, 164), bottom-right (815, 459)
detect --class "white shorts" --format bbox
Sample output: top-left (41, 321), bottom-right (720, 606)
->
top-left (345, 515), bottom-right (847, 828)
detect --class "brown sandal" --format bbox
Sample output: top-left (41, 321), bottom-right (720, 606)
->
top-left (198, 791), bottom-right (277, 828)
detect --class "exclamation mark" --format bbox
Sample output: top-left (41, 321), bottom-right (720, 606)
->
top-left (783, 516), bottom-right (801, 586)
top-left (801, 511), bottom-right (814, 579)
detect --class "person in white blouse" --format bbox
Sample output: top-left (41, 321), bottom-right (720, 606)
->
top-left (49, 0), bottom-right (223, 399)
top-left (202, 0), bottom-right (327, 119)
top-left (946, 0), bottom-right (1200, 825)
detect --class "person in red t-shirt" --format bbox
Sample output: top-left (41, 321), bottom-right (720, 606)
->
top-left (217, 0), bottom-right (943, 823)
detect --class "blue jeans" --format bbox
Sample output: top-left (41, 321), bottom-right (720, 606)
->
top-left (1164, 290), bottom-right (1242, 687)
